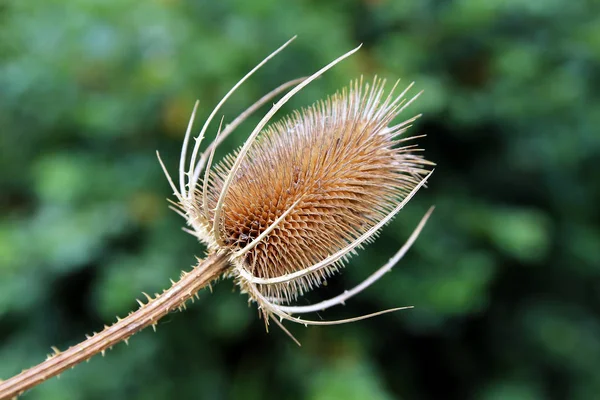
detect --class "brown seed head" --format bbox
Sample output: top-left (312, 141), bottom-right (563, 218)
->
top-left (0, 41), bottom-right (436, 400)
top-left (203, 77), bottom-right (431, 303)
top-left (157, 38), bottom-right (434, 328)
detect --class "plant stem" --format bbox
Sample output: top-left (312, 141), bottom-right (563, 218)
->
top-left (0, 253), bottom-right (229, 399)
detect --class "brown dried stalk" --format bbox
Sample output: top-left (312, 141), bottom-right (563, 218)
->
top-left (0, 254), bottom-right (228, 399)
top-left (0, 36), bottom-right (434, 399)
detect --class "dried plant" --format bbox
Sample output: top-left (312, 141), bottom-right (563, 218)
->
top-left (0, 37), bottom-right (434, 399)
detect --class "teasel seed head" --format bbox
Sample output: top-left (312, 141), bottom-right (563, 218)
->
top-left (158, 37), bottom-right (435, 329)
top-left (0, 38), bottom-right (440, 399)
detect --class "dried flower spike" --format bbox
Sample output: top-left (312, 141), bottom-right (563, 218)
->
top-left (161, 37), bottom-right (434, 328)
top-left (0, 37), bottom-right (433, 399)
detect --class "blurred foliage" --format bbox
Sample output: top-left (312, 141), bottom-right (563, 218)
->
top-left (1, 0), bottom-right (599, 399)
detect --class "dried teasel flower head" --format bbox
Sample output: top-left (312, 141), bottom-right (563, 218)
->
top-left (158, 37), bottom-right (434, 332)
top-left (0, 38), bottom-right (436, 399)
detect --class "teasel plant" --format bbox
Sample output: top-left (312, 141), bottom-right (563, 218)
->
top-left (0, 36), bottom-right (435, 399)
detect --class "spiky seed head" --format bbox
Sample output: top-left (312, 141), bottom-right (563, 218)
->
top-left (155, 40), bottom-right (434, 330)
top-left (199, 77), bottom-right (431, 304)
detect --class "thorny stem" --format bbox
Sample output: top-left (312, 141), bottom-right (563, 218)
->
top-left (0, 253), bottom-right (229, 400)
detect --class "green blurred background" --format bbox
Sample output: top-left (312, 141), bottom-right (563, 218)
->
top-left (1, 0), bottom-right (599, 399)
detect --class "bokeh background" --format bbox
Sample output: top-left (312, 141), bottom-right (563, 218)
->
top-left (1, 0), bottom-right (599, 399)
